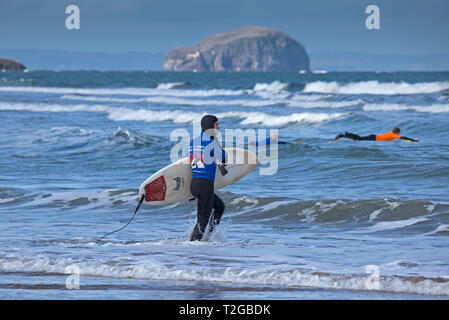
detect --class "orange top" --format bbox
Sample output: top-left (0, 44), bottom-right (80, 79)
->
top-left (376, 131), bottom-right (401, 141)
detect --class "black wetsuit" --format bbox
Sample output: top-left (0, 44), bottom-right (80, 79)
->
top-left (188, 115), bottom-right (226, 241)
top-left (189, 178), bottom-right (225, 241)
top-left (345, 132), bottom-right (376, 141)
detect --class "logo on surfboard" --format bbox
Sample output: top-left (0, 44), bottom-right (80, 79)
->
top-left (173, 177), bottom-right (184, 191)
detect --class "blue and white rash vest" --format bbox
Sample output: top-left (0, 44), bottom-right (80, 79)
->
top-left (189, 132), bottom-right (226, 182)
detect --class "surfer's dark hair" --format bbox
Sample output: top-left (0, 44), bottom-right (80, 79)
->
top-left (393, 127), bottom-right (400, 134)
top-left (201, 115), bottom-right (218, 132)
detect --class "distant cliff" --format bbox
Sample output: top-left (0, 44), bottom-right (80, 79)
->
top-left (0, 58), bottom-right (26, 71)
top-left (163, 26), bottom-right (310, 72)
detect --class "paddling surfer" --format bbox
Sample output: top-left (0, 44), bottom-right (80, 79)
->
top-left (335, 127), bottom-right (419, 142)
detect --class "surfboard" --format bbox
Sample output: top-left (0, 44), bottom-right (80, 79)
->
top-left (139, 148), bottom-right (258, 205)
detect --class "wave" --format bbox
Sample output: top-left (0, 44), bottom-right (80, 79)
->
top-left (220, 111), bottom-right (345, 126)
top-left (0, 102), bottom-right (345, 126)
top-left (0, 101), bottom-right (110, 113)
top-left (5, 186), bottom-right (447, 235)
top-left (252, 81), bottom-right (289, 93)
top-left (303, 81), bottom-right (449, 95)
top-left (225, 197), bottom-right (448, 233)
top-left (287, 99), bottom-right (364, 108)
top-left (1, 253), bottom-right (448, 296)
top-left (363, 103), bottom-right (449, 113)
top-left (109, 109), bottom-right (344, 126)
top-left (61, 93), bottom-right (362, 109)
top-left (155, 82), bottom-right (187, 90)
top-left (61, 94), bottom-right (283, 107)
top-left (0, 86), bottom-right (245, 97)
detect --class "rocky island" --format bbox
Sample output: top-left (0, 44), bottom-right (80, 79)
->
top-left (0, 58), bottom-right (26, 71)
top-left (163, 26), bottom-right (310, 72)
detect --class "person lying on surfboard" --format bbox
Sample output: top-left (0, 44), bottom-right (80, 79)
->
top-left (189, 115), bottom-right (227, 241)
top-left (335, 127), bottom-right (419, 142)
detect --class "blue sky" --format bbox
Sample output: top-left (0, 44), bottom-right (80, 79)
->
top-left (1, 0), bottom-right (448, 54)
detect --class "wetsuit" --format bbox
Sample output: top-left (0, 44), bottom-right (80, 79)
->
top-left (189, 116), bottom-right (226, 241)
top-left (339, 131), bottom-right (418, 142)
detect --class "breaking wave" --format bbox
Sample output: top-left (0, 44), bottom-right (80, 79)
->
top-left (0, 86), bottom-right (245, 97)
top-left (303, 81), bottom-right (449, 95)
top-left (0, 102), bottom-right (346, 126)
top-left (363, 103), bottom-right (449, 113)
top-left (155, 82), bottom-right (187, 90)
top-left (0, 253), bottom-right (448, 296)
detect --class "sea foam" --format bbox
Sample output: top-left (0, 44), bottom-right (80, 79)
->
top-left (303, 81), bottom-right (449, 95)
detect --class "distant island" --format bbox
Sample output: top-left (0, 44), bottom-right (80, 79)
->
top-left (0, 58), bottom-right (26, 71)
top-left (163, 26), bottom-right (310, 72)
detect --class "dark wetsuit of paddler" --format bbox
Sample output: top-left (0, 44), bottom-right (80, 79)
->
top-left (335, 127), bottom-right (419, 142)
top-left (188, 115), bottom-right (227, 241)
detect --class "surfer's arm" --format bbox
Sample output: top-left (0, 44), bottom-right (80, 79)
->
top-left (215, 144), bottom-right (228, 176)
top-left (212, 140), bottom-right (227, 164)
top-left (400, 136), bottom-right (419, 142)
top-left (218, 147), bottom-right (227, 164)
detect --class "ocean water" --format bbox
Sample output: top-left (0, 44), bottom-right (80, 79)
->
top-left (0, 71), bottom-right (448, 299)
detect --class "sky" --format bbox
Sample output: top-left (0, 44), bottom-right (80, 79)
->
top-left (1, 0), bottom-right (448, 55)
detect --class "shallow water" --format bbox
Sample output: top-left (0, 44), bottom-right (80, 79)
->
top-left (0, 71), bottom-right (448, 299)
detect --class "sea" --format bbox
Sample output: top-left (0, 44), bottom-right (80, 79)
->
top-left (0, 70), bottom-right (448, 299)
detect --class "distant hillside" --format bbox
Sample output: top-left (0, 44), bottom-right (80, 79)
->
top-left (0, 50), bottom-right (164, 71)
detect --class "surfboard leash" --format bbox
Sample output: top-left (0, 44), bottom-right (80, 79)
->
top-left (96, 194), bottom-right (145, 242)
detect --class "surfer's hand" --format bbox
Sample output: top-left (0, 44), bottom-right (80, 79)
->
top-left (218, 164), bottom-right (228, 176)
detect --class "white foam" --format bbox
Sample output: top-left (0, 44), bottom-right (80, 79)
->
top-left (229, 196), bottom-right (259, 207)
top-left (0, 86), bottom-right (245, 97)
top-left (0, 254), bottom-right (448, 296)
top-left (221, 111), bottom-right (345, 126)
top-left (62, 94), bottom-right (282, 107)
top-left (252, 81), bottom-right (289, 93)
top-left (16, 189), bottom-right (137, 210)
top-left (368, 208), bottom-right (383, 222)
top-left (298, 207), bottom-right (317, 223)
top-left (0, 101), bottom-right (109, 113)
top-left (62, 92), bottom-right (356, 109)
top-left (423, 224), bottom-right (449, 236)
top-left (289, 94), bottom-right (332, 101)
top-left (155, 82), bottom-right (186, 90)
top-left (303, 81), bottom-right (449, 95)
top-left (0, 101), bottom-right (346, 126)
top-left (287, 99), bottom-right (364, 108)
top-left (363, 103), bottom-right (449, 113)
top-left (366, 217), bottom-right (428, 233)
top-left (107, 108), bottom-right (203, 123)
top-left (368, 200), bottom-right (400, 222)
top-left (259, 200), bottom-right (295, 212)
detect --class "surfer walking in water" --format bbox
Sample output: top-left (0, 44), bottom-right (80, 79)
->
top-left (335, 127), bottom-right (419, 142)
top-left (189, 115), bottom-right (227, 241)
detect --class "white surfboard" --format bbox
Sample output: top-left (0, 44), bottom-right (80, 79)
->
top-left (139, 148), bottom-right (258, 205)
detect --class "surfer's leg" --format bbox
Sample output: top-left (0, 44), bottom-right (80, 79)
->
top-left (344, 132), bottom-right (362, 141)
top-left (208, 194), bottom-right (225, 233)
top-left (190, 178), bottom-right (214, 241)
top-left (359, 134), bottom-right (376, 141)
